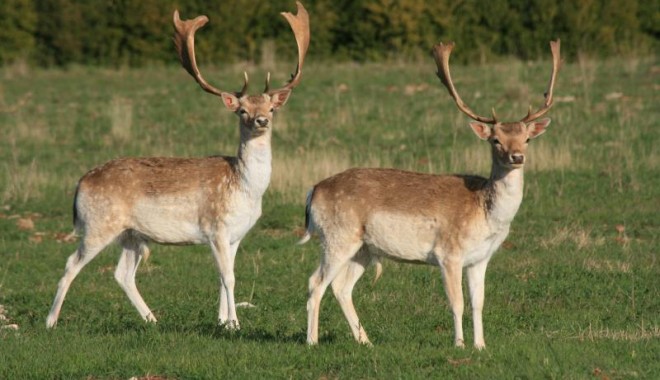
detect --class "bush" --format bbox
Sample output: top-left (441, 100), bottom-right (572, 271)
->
top-left (0, 0), bottom-right (657, 67)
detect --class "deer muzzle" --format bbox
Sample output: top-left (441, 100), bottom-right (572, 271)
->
top-left (255, 117), bottom-right (270, 128)
top-left (510, 153), bottom-right (525, 165)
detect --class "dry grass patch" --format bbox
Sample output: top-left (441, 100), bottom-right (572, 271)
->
top-left (527, 140), bottom-right (575, 171)
top-left (574, 323), bottom-right (660, 342)
top-left (583, 258), bottom-right (632, 273)
top-left (109, 96), bottom-right (134, 142)
top-left (0, 92), bottom-right (52, 144)
top-left (539, 224), bottom-right (606, 249)
top-left (271, 148), bottom-right (395, 203)
top-left (0, 91), bottom-right (32, 114)
top-left (2, 157), bottom-right (47, 204)
top-left (449, 143), bottom-right (490, 174)
top-left (271, 148), bottom-right (352, 202)
top-left (5, 116), bottom-right (52, 144)
top-left (2, 140), bottom-right (80, 204)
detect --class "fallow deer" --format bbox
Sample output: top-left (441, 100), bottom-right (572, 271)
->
top-left (299, 40), bottom-right (560, 348)
top-left (46, 2), bottom-right (310, 329)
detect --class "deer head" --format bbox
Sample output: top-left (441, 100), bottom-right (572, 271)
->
top-left (433, 40), bottom-right (560, 169)
top-left (173, 2), bottom-right (310, 137)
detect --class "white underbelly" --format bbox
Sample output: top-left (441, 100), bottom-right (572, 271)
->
top-left (361, 211), bottom-right (511, 267)
top-left (132, 196), bottom-right (206, 244)
top-left (363, 211), bottom-right (438, 263)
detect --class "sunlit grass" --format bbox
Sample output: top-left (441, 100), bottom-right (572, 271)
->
top-left (0, 56), bottom-right (657, 378)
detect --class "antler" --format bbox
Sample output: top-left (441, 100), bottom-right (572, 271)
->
top-left (173, 10), bottom-right (248, 97)
top-left (433, 42), bottom-right (497, 124)
top-left (519, 39), bottom-right (561, 122)
top-left (267, 1), bottom-right (310, 95)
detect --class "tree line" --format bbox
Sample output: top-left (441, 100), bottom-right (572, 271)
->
top-left (1, 0), bottom-right (657, 67)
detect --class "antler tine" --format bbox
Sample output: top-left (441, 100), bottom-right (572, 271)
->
top-left (520, 39), bottom-right (561, 122)
top-left (173, 10), bottom-right (243, 97)
top-left (264, 72), bottom-right (271, 93)
top-left (268, 1), bottom-right (310, 94)
top-left (432, 42), bottom-right (497, 124)
top-left (241, 71), bottom-right (249, 95)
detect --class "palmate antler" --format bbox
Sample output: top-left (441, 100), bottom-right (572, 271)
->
top-left (267, 1), bottom-right (310, 95)
top-left (433, 39), bottom-right (561, 124)
top-left (433, 42), bottom-right (497, 124)
top-left (173, 1), bottom-right (310, 98)
top-left (172, 11), bottom-right (241, 97)
top-left (519, 40), bottom-right (561, 123)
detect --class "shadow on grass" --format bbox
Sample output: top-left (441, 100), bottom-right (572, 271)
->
top-left (192, 322), bottom-right (311, 344)
top-left (48, 317), bottom-right (338, 345)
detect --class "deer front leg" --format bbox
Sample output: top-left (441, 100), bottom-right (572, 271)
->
top-left (306, 266), bottom-right (323, 345)
top-left (218, 241), bottom-right (240, 325)
top-left (467, 259), bottom-right (489, 350)
top-left (440, 256), bottom-right (464, 348)
top-left (211, 235), bottom-right (239, 330)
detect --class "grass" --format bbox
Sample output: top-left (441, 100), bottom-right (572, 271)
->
top-left (0, 54), bottom-right (658, 379)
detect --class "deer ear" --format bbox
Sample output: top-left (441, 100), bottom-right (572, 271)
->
top-left (221, 92), bottom-right (240, 112)
top-left (469, 122), bottom-right (492, 140)
top-left (269, 89), bottom-right (292, 110)
top-left (527, 118), bottom-right (551, 139)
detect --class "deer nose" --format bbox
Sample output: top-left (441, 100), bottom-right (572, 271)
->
top-left (255, 117), bottom-right (269, 127)
top-left (510, 153), bottom-right (525, 165)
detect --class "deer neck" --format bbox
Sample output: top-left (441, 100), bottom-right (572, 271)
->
top-left (485, 163), bottom-right (524, 225)
top-left (236, 130), bottom-right (272, 197)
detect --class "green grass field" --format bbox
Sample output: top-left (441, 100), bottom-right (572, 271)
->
top-left (0, 54), bottom-right (658, 379)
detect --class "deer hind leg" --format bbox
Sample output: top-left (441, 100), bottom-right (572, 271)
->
top-left (115, 234), bottom-right (156, 323)
top-left (439, 255), bottom-right (465, 348)
top-left (307, 238), bottom-right (363, 345)
top-left (210, 234), bottom-right (239, 330)
top-left (218, 240), bottom-right (240, 325)
top-left (467, 259), bottom-right (489, 350)
top-left (46, 232), bottom-right (117, 328)
top-left (330, 248), bottom-right (372, 346)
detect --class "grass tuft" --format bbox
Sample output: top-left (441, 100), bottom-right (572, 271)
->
top-left (109, 96), bottom-right (134, 142)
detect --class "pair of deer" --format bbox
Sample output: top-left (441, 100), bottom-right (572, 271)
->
top-left (46, 2), bottom-right (560, 350)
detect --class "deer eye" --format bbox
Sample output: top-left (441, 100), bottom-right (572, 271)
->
top-left (492, 138), bottom-right (501, 145)
top-left (525, 138), bottom-right (530, 143)
top-left (239, 109), bottom-right (248, 115)
top-left (269, 107), bottom-right (274, 113)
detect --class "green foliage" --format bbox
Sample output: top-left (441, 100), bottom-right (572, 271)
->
top-left (0, 0), bottom-right (657, 67)
top-left (637, 0), bottom-right (660, 40)
top-left (32, 0), bottom-right (177, 66)
top-left (0, 0), bottom-right (37, 64)
top-left (554, 0), bottom-right (649, 57)
top-left (327, 0), bottom-right (449, 60)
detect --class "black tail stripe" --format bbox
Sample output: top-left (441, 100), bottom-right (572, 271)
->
top-left (304, 186), bottom-right (314, 231)
top-left (72, 183), bottom-right (80, 226)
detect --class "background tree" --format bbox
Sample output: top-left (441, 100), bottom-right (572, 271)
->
top-left (0, 0), bottom-right (37, 64)
top-left (0, 0), bottom-right (656, 67)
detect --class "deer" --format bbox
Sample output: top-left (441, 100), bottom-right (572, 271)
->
top-left (298, 40), bottom-right (560, 349)
top-left (46, 2), bottom-right (310, 329)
